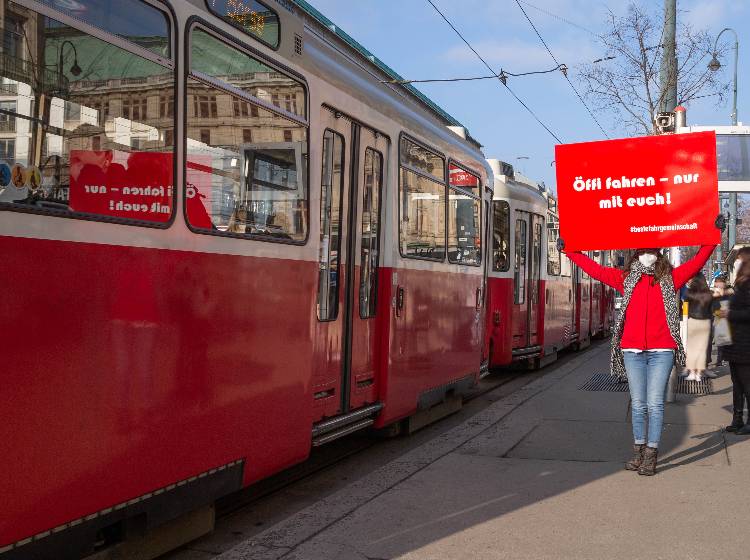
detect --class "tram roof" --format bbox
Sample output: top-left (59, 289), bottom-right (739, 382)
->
top-left (292, 0), bottom-right (480, 146)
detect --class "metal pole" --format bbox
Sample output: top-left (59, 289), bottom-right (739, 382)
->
top-left (659, 0), bottom-right (678, 113)
top-left (712, 28), bottom-right (739, 253)
top-left (729, 32), bottom-right (738, 251)
top-left (661, 0), bottom-right (679, 401)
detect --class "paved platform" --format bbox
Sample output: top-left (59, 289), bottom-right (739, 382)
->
top-left (218, 344), bottom-right (748, 560)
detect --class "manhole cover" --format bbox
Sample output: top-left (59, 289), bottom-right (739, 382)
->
top-left (580, 373), bottom-right (712, 395)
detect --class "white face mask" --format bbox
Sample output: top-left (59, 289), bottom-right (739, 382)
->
top-left (734, 259), bottom-right (743, 276)
top-left (639, 253), bottom-right (658, 267)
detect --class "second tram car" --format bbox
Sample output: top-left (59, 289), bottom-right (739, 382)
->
top-left (484, 161), bottom-right (615, 369)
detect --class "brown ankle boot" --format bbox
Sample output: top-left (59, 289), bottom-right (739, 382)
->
top-left (638, 446), bottom-right (658, 476)
top-left (625, 444), bottom-right (645, 471)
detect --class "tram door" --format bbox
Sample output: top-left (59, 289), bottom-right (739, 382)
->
top-left (512, 211), bottom-right (543, 349)
top-left (317, 107), bottom-right (388, 417)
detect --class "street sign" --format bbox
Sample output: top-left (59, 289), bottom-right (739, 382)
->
top-left (555, 131), bottom-right (721, 252)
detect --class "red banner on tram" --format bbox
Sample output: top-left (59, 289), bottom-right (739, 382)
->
top-left (554, 131), bottom-right (721, 252)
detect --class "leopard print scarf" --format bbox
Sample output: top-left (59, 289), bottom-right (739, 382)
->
top-left (610, 260), bottom-right (685, 379)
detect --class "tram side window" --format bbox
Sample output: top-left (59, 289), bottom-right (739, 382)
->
top-left (547, 227), bottom-right (561, 276)
top-left (399, 137), bottom-right (446, 261)
top-left (492, 201), bottom-right (510, 272)
top-left (185, 29), bottom-right (308, 242)
top-left (317, 130), bottom-right (345, 321)
top-left (38, 0), bottom-right (170, 56)
top-left (514, 219), bottom-right (527, 304)
top-left (0, 1), bottom-right (175, 225)
top-left (360, 148), bottom-right (383, 318)
top-left (447, 165), bottom-right (481, 266)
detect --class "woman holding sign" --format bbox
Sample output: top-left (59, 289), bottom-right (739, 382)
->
top-left (562, 242), bottom-right (717, 475)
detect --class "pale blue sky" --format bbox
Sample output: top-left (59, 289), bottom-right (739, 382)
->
top-left (307, 0), bottom-right (750, 192)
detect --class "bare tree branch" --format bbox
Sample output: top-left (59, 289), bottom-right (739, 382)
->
top-left (576, 2), bottom-right (729, 135)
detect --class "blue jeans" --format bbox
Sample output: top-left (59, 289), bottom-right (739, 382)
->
top-left (623, 351), bottom-right (675, 448)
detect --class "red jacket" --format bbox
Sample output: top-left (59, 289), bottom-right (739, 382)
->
top-left (567, 246), bottom-right (714, 350)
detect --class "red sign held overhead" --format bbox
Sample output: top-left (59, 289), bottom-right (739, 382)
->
top-left (554, 131), bottom-right (721, 252)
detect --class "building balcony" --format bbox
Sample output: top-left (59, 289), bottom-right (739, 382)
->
top-left (0, 53), bottom-right (69, 96)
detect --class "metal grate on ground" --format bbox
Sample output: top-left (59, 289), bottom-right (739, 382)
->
top-left (580, 373), bottom-right (713, 395)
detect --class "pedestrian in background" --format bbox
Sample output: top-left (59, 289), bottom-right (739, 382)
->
top-left (711, 276), bottom-right (732, 366)
top-left (565, 244), bottom-right (715, 475)
top-left (718, 247), bottom-right (750, 434)
top-left (682, 273), bottom-right (713, 381)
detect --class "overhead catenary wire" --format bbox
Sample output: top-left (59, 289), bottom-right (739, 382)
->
top-left (424, 0), bottom-right (564, 144)
top-left (517, 0), bottom-right (602, 39)
top-left (381, 64), bottom-right (568, 84)
top-left (512, 0), bottom-right (610, 139)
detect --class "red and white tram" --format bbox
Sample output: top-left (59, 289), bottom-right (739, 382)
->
top-left (0, 0), bottom-right (493, 556)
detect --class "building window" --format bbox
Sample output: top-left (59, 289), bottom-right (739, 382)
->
top-left (200, 129), bottom-right (210, 144)
top-left (242, 129), bottom-right (252, 143)
top-left (0, 100), bottom-right (16, 132)
top-left (250, 104), bottom-right (259, 117)
top-left (283, 130), bottom-right (292, 142)
top-left (284, 94), bottom-right (297, 114)
top-left (0, 139), bottom-right (15, 160)
top-left (233, 99), bottom-right (249, 117)
top-left (160, 95), bottom-right (173, 118)
top-left (194, 95), bottom-right (217, 118)
top-left (2, 16), bottom-right (23, 59)
top-left (64, 101), bottom-right (82, 121)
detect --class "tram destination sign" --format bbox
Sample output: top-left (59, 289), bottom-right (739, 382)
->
top-left (554, 131), bottom-right (721, 252)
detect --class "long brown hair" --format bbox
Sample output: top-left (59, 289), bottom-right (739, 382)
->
top-left (735, 247), bottom-right (750, 286)
top-left (625, 248), bottom-right (673, 282)
top-left (686, 273), bottom-right (712, 306)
